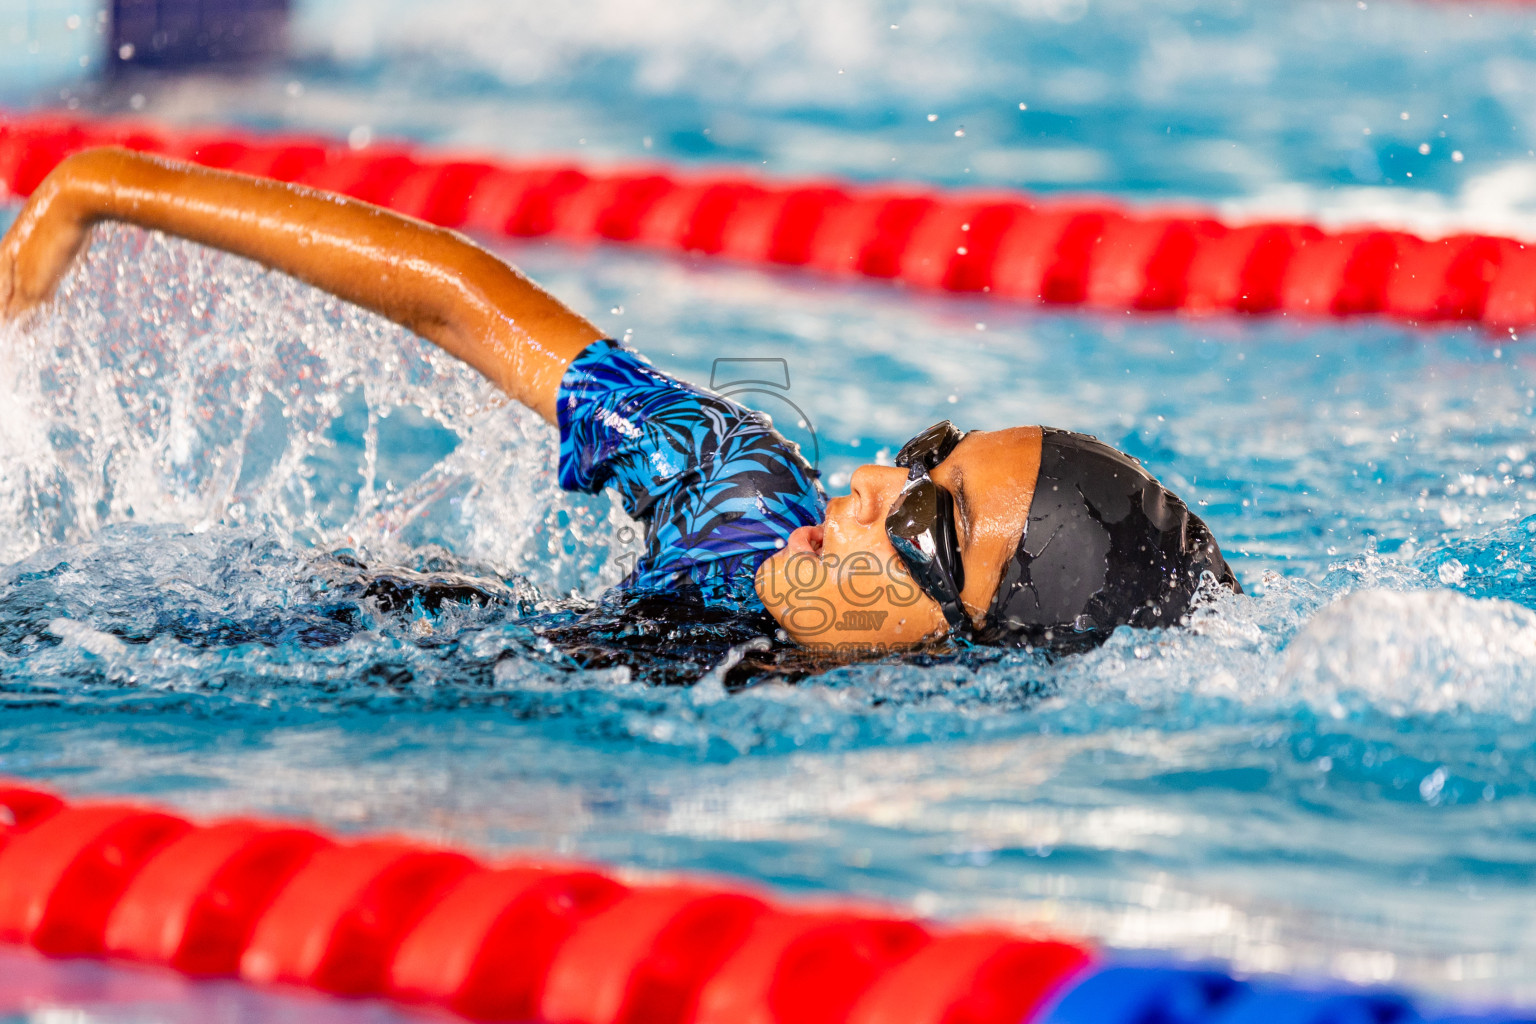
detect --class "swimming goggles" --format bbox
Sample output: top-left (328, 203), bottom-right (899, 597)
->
top-left (886, 420), bottom-right (970, 631)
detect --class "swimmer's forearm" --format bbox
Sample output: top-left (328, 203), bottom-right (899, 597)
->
top-left (0, 147), bottom-right (601, 422)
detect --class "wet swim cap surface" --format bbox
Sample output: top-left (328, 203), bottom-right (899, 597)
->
top-left (979, 428), bottom-right (1238, 651)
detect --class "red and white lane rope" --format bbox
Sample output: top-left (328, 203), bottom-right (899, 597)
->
top-left (0, 781), bottom-right (1095, 1024)
top-left (0, 781), bottom-right (1523, 1023)
top-left (2, 112), bottom-right (1532, 329)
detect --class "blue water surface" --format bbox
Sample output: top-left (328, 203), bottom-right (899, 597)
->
top-left (6, 0), bottom-right (1536, 1011)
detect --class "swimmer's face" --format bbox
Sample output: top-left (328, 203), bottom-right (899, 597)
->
top-left (755, 426), bottom-right (1044, 649)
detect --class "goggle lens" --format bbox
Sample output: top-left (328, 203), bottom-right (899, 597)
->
top-left (885, 422), bottom-right (969, 631)
top-left (895, 420), bottom-right (965, 473)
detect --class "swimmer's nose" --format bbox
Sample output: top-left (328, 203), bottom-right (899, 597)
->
top-left (849, 464), bottom-right (910, 525)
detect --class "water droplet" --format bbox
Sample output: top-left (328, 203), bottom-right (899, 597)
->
top-left (1419, 766), bottom-right (1448, 803)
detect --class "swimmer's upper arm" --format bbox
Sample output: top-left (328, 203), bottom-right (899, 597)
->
top-left (0, 147), bottom-right (602, 424)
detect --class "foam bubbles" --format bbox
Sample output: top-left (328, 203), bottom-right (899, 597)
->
top-left (1282, 589), bottom-right (1536, 718)
top-left (0, 223), bottom-right (639, 595)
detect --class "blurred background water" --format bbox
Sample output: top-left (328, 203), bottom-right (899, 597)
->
top-left (5, 0), bottom-right (1536, 1012)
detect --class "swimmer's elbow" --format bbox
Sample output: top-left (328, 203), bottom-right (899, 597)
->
top-left (35, 148), bottom-right (142, 214)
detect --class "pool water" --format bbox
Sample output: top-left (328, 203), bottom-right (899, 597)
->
top-left (7, 0), bottom-right (1536, 1010)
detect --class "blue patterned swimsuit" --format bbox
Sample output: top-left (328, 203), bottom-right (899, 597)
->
top-left (557, 340), bottom-right (826, 611)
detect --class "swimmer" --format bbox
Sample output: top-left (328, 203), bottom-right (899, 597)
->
top-left (0, 147), bottom-right (1238, 661)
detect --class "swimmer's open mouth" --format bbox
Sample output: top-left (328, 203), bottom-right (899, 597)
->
top-left (786, 524), bottom-right (825, 557)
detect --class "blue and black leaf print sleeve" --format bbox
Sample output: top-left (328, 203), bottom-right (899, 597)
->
top-left (556, 339), bottom-right (826, 609)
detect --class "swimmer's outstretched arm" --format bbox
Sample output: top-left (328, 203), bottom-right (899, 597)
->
top-left (0, 147), bottom-right (602, 423)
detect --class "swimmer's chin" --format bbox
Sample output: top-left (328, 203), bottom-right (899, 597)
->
top-left (755, 535), bottom-right (812, 638)
top-left (753, 563), bottom-right (779, 632)
top-left (755, 526), bottom-right (822, 591)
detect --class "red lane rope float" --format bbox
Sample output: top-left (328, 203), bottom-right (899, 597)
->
top-left (2, 111), bottom-right (1534, 329)
top-left (0, 781), bottom-right (1094, 1024)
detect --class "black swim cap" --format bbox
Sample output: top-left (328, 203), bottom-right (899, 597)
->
top-left (977, 428), bottom-right (1239, 652)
